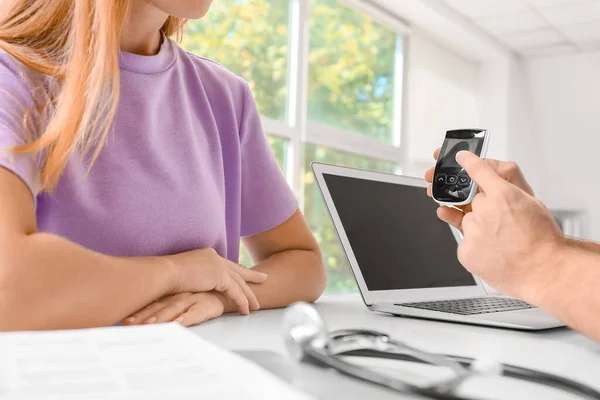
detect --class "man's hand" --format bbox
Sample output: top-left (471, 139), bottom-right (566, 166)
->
top-left (122, 291), bottom-right (234, 327)
top-left (443, 151), bottom-right (566, 301)
top-left (425, 148), bottom-right (535, 232)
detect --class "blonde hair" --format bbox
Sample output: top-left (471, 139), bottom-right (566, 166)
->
top-left (0, 0), bottom-right (184, 190)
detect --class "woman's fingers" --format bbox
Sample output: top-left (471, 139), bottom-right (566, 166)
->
top-left (123, 301), bottom-right (166, 325)
top-left (124, 292), bottom-right (229, 327)
top-left (149, 296), bottom-right (195, 324)
top-left (233, 264), bottom-right (267, 283)
top-left (228, 269), bottom-right (260, 311)
top-left (433, 148), bottom-right (441, 160)
top-left (177, 302), bottom-right (224, 327)
top-left (212, 262), bottom-right (262, 314)
top-left (227, 264), bottom-right (262, 311)
top-left (218, 275), bottom-right (250, 315)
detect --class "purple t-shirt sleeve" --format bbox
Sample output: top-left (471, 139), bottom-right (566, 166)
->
top-left (0, 57), bottom-right (40, 198)
top-left (239, 82), bottom-right (298, 237)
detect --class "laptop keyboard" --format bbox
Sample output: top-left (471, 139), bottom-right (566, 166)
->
top-left (397, 297), bottom-right (534, 316)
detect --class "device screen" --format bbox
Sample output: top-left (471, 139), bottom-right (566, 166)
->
top-left (433, 129), bottom-right (486, 203)
top-left (323, 173), bottom-right (476, 291)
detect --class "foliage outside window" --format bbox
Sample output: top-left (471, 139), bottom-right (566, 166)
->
top-left (308, 0), bottom-right (397, 142)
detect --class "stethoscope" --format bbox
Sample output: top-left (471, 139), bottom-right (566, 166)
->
top-left (282, 302), bottom-right (600, 400)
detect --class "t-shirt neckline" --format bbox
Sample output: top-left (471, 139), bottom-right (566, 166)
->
top-left (119, 33), bottom-right (177, 74)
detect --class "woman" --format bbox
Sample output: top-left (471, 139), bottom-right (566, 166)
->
top-left (0, 0), bottom-right (326, 330)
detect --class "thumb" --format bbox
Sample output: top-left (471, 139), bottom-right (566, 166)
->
top-left (456, 151), bottom-right (505, 193)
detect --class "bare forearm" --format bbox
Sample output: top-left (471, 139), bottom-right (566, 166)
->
top-left (0, 233), bottom-right (174, 330)
top-left (526, 244), bottom-right (600, 341)
top-left (222, 249), bottom-right (326, 312)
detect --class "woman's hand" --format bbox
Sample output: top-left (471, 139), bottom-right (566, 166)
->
top-left (164, 248), bottom-right (265, 315)
top-left (123, 291), bottom-right (230, 327)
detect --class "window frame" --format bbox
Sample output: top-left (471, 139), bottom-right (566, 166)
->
top-left (262, 0), bottom-right (412, 208)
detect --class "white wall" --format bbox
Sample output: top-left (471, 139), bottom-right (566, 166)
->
top-left (402, 29), bottom-right (481, 176)
top-left (401, 30), bottom-right (541, 182)
top-left (527, 51), bottom-right (600, 240)
top-left (478, 56), bottom-right (544, 196)
top-left (507, 58), bottom-right (544, 195)
top-left (399, 24), bottom-right (547, 216)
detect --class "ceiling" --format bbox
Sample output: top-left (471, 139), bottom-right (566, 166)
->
top-left (441, 0), bottom-right (600, 57)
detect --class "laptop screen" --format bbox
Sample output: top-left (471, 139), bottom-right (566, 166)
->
top-left (323, 173), bottom-right (476, 291)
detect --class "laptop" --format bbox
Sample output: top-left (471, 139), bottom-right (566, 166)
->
top-left (312, 162), bottom-right (564, 330)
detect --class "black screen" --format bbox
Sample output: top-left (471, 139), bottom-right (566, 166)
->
top-left (323, 173), bottom-right (476, 291)
top-left (432, 129), bottom-right (485, 203)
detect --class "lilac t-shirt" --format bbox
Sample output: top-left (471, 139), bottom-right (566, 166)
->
top-left (0, 37), bottom-right (298, 261)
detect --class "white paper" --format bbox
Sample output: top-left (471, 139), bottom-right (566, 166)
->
top-left (0, 323), bottom-right (314, 400)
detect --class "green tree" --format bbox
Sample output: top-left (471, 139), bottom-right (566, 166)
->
top-left (181, 0), bottom-right (400, 293)
top-left (308, 0), bottom-right (397, 142)
top-left (181, 0), bottom-right (290, 121)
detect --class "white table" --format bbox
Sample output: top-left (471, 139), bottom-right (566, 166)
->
top-left (190, 294), bottom-right (600, 399)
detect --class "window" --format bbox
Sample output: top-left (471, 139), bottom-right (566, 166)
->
top-left (267, 135), bottom-right (290, 175)
top-left (183, 0), bottom-right (407, 293)
top-left (308, 0), bottom-right (399, 142)
top-left (182, 0), bottom-right (291, 121)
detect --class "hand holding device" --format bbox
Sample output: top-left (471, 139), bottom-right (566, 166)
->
top-left (432, 129), bottom-right (489, 206)
top-left (440, 151), bottom-right (565, 298)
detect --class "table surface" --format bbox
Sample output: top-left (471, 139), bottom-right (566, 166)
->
top-left (190, 294), bottom-right (600, 399)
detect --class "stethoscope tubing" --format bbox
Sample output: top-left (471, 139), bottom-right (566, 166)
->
top-left (339, 349), bottom-right (600, 400)
top-left (303, 347), bottom-right (483, 400)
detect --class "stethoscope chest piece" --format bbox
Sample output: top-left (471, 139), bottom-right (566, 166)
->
top-left (282, 302), bottom-right (329, 362)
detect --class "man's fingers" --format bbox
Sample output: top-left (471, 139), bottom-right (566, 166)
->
top-left (424, 167), bottom-right (434, 183)
top-left (427, 184), bottom-right (432, 197)
top-left (437, 206), bottom-right (464, 232)
top-left (470, 192), bottom-right (486, 212)
top-left (433, 148), bottom-right (441, 160)
top-left (491, 159), bottom-right (535, 196)
top-left (456, 151), bottom-right (505, 193)
top-left (460, 212), bottom-right (477, 235)
top-left (425, 148), bottom-right (441, 184)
